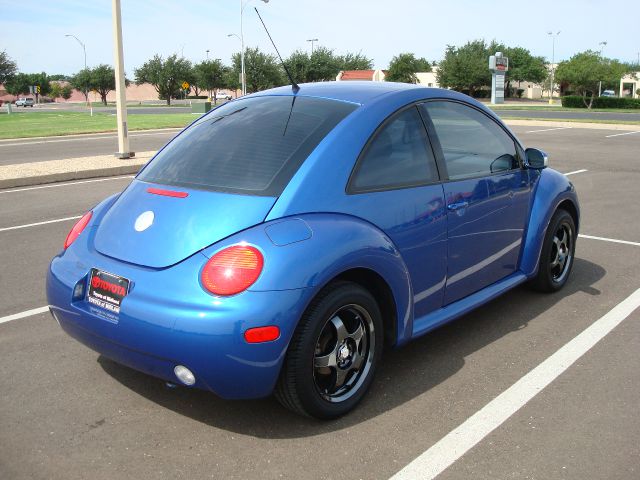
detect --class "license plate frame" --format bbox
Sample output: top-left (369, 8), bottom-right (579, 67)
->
top-left (87, 268), bottom-right (130, 314)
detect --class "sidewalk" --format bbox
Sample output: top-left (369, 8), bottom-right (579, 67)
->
top-left (1, 119), bottom-right (639, 190)
top-left (0, 151), bottom-right (154, 189)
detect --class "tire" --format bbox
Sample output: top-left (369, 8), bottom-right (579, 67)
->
top-left (275, 281), bottom-right (383, 419)
top-left (531, 209), bottom-right (576, 292)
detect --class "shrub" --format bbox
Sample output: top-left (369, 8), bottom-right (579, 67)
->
top-left (516, 89), bottom-right (525, 98)
top-left (561, 95), bottom-right (640, 109)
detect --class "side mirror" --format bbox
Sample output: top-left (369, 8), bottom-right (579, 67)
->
top-left (524, 148), bottom-right (548, 169)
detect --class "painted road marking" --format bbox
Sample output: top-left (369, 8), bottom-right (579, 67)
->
top-left (0, 306), bottom-right (50, 325)
top-left (605, 131), bottom-right (640, 138)
top-left (0, 129), bottom-right (180, 147)
top-left (564, 169), bottom-right (588, 176)
top-left (525, 127), bottom-right (572, 133)
top-left (0, 215), bottom-right (81, 233)
top-left (390, 287), bottom-right (640, 480)
top-left (0, 175), bottom-right (133, 194)
top-left (579, 234), bottom-right (640, 247)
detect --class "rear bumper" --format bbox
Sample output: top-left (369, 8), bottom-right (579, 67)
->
top-left (47, 246), bottom-right (313, 399)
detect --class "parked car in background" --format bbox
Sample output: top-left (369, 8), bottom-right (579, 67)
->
top-left (216, 91), bottom-right (232, 100)
top-left (601, 90), bottom-right (616, 97)
top-left (47, 82), bottom-right (579, 419)
top-left (15, 97), bottom-right (35, 107)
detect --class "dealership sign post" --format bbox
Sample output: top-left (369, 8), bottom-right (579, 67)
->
top-left (489, 52), bottom-right (509, 104)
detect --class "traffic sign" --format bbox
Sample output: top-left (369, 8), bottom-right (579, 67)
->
top-left (181, 81), bottom-right (190, 90)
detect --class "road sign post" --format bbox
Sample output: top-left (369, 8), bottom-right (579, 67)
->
top-left (489, 53), bottom-right (509, 105)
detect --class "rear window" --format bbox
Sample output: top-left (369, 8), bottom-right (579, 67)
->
top-left (138, 96), bottom-right (357, 196)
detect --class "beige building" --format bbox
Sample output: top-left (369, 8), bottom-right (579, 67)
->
top-left (620, 72), bottom-right (639, 98)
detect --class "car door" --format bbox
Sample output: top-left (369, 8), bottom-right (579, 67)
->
top-left (420, 100), bottom-right (532, 305)
top-left (346, 105), bottom-right (447, 318)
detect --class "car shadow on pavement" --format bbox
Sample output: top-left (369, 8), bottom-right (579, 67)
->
top-left (98, 257), bottom-right (605, 438)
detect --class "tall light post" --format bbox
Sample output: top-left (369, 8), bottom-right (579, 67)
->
top-left (598, 41), bottom-right (607, 97)
top-left (238, 0), bottom-right (269, 96)
top-left (306, 38), bottom-right (318, 55)
top-left (206, 49), bottom-right (210, 60)
top-left (547, 31), bottom-right (560, 104)
top-left (65, 34), bottom-right (88, 103)
top-left (227, 33), bottom-right (242, 93)
top-left (111, 0), bottom-right (134, 158)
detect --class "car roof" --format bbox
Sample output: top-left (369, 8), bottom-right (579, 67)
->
top-left (249, 81), bottom-right (449, 105)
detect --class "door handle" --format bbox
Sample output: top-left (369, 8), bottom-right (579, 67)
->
top-left (447, 201), bottom-right (469, 211)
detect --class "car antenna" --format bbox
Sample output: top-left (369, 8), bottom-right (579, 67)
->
top-left (254, 7), bottom-right (299, 93)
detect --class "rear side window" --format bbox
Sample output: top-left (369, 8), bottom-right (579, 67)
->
top-left (422, 101), bottom-right (518, 180)
top-left (349, 107), bottom-right (439, 193)
top-left (138, 96), bottom-right (357, 196)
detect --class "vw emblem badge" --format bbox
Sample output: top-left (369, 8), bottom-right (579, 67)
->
top-left (134, 211), bottom-right (154, 232)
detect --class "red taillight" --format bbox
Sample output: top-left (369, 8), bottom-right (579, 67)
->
top-left (146, 187), bottom-right (189, 198)
top-left (201, 245), bottom-right (264, 296)
top-left (64, 211), bottom-right (92, 249)
top-left (244, 326), bottom-right (280, 343)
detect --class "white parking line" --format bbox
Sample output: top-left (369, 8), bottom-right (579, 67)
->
top-left (525, 127), bottom-right (572, 133)
top-left (564, 169), bottom-right (588, 176)
top-left (390, 287), bottom-right (640, 480)
top-left (0, 175), bottom-right (133, 194)
top-left (0, 215), bottom-right (81, 233)
top-left (605, 131), bottom-right (640, 138)
top-left (0, 306), bottom-right (50, 325)
top-left (579, 234), bottom-right (640, 247)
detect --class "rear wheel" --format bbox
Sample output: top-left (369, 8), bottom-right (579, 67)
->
top-left (275, 281), bottom-right (383, 419)
top-left (531, 209), bottom-right (576, 292)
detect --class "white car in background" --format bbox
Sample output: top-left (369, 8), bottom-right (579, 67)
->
top-left (216, 91), bottom-right (232, 101)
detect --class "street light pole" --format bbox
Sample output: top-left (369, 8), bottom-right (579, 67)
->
top-left (306, 38), bottom-right (319, 55)
top-left (206, 49), bottom-right (210, 60)
top-left (65, 34), bottom-right (88, 104)
top-left (111, 0), bottom-right (134, 159)
top-left (547, 31), bottom-right (560, 104)
top-left (598, 41), bottom-right (607, 97)
top-left (239, 0), bottom-right (269, 96)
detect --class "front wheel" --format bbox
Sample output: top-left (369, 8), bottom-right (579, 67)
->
top-left (531, 209), bottom-right (576, 292)
top-left (275, 281), bottom-right (383, 419)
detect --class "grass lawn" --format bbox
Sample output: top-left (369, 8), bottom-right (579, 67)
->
top-left (0, 111), bottom-right (197, 139)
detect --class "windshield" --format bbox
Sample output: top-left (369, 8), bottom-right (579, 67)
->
top-left (138, 96), bottom-right (358, 196)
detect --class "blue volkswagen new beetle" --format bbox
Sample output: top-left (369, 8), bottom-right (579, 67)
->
top-left (47, 82), bottom-right (579, 418)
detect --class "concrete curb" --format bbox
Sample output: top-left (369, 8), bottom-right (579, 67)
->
top-left (503, 119), bottom-right (640, 131)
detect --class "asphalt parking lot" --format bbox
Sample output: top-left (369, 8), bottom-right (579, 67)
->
top-left (0, 126), bottom-right (639, 479)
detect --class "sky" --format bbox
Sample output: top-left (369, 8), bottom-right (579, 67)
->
top-left (1, 0), bottom-right (639, 76)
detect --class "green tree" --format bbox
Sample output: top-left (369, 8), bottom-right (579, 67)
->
top-left (437, 40), bottom-right (493, 96)
top-left (286, 47), bottom-right (344, 83)
top-left (4, 73), bottom-right (32, 96)
top-left (503, 47), bottom-right (547, 96)
top-left (338, 52), bottom-right (373, 71)
top-left (0, 50), bottom-right (18, 84)
top-left (134, 54), bottom-right (193, 105)
top-left (386, 53), bottom-right (431, 83)
top-left (61, 84), bottom-right (73, 100)
top-left (71, 68), bottom-right (92, 102)
top-left (49, 82), bottom-right (63, 100)
top-left (555, 51), bottom-right (630, 108)
top-left (89, 64), bottom-right (118, 105)
top-left (193, 59), bottom-right (228, 103)
top-left (231, 47), bottom-right (284, 94)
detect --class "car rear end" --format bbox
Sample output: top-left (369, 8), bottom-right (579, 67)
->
top-left (47, 93), bottom-right (358, 398)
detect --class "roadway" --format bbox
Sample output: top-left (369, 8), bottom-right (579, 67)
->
top-left (0, 127), bottom-right (639, 479)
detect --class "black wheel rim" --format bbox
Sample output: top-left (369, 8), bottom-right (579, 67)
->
top-left (313, 304), bottom-right (375, 403)
top-left (550, 221), bottom-right (573, 283)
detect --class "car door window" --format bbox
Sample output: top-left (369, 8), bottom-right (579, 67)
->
top-left (349, 107), bottom-right (439, 192)
top-left (423, 101), bottom-right (518, 180)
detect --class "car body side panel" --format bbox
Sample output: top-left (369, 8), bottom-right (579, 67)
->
top-left (520, 168), bottom-right (580, 277)
top-left (201, 213), bottom-right (415, 346)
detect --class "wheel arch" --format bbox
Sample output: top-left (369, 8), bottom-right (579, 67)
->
top-left (520, 169), bottom-right (580, 277)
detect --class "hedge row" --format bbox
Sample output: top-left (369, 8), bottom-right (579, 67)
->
top-left (561, 95), bottom-right (640, 109)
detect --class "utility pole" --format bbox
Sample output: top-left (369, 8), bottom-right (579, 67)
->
top-left (112, 0), bottom-right (134, 159)
top-left (547, 31), bottom-right (560, 104)
top-left (598, 41), bottom-right (607, 97)
top-left (306, 38), bottom-right (319, 55)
